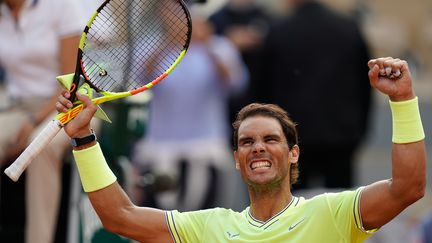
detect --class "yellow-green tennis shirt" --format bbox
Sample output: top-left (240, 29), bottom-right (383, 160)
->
top-left (165, 188), bottom-right (377, 242)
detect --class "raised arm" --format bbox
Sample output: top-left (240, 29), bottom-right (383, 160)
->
top-left (360, 57), bottom-right (426, 230)
top-left (56, 92), bottom-right (173, 242)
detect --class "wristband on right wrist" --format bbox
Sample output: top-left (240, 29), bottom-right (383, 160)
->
top-left (73, 142), bottom-right (117, 192)
top-left (389, 96), bottom-right (425, 144)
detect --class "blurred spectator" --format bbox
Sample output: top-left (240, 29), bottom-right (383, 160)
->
top-left (209, 0), bottom-right (271, 129)
top-left (131, 12), bottom-right (248, 211)
top-left (256, 0), bottom-right (372, 189)
top-left (0, 0), bottom-right (85, 242)
top-left (419, 215), bottom-right (432, 243)
top-left (409, 212), bottom-right (432, 243)
top-left (0, 65), bottom-right (4, 84)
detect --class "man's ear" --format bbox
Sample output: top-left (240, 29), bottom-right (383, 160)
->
top-left (234, 151), bottom-right (240, 170)
top-left (289, 145), bottom-right (299, 163)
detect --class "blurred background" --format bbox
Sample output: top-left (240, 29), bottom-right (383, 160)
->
top-left (1, 0), bottom-right (431, 242)
top-left (197, 2), bottom-right (432, 242)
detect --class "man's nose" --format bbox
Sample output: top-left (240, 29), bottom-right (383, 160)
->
top-left (252, 141), bottom-right (265, 153)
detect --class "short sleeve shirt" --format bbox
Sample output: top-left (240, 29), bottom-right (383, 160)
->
top-left (166, 188), bottom-right (377, 242)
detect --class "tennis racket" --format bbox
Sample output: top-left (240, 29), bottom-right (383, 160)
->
top-left (4, 0), bottom-right (192, 181)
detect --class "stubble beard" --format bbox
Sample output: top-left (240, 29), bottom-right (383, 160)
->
top-left (247, 175), bottom-right (284, 194)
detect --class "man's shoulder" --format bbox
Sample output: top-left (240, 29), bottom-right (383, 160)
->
top-left (301, 188), bottom-right (362, 206)
top-left (172, 207), bottom-right (242, 218)
top-left (208, 207), bottom-right (244, 218)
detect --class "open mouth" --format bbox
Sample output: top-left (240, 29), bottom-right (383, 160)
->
top-left (250, 160), bottom-right (271, 170)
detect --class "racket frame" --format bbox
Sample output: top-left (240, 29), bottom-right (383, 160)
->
top-left (4, 0), bottom-right (192, 181)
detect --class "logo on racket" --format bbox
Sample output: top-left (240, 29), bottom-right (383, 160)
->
top-left (58, 105), bottom-right (84, 124)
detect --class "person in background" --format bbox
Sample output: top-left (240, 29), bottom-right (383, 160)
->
top-left (209, 0), bottom-right (271, 131)
top-left (57, 57), bottom-right (426, 243)
top-left (256, 0), bottom-right (372, 189)
top-left (410, 213), bottom-right (432, 243)
top-left (0, 0), bottom-right (85, 242)
top-left (130, 11), bottom-right (249, 211)
top-left (0, 65), bottom-right (5, 84)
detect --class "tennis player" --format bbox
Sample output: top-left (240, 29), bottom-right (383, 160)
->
top-left (56, 57), bottom-right (426, 242)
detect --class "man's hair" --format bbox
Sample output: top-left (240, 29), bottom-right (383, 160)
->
top-left (232, 103), bottom-right (299, 185)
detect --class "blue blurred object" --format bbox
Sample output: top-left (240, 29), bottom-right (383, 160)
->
top-left (420, 213), bottom-right (432, 243)
top-left (0, 65), bottom-right (5, 84)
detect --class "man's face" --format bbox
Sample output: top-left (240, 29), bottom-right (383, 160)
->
top-left (234, 116), bottom-right (298, 189)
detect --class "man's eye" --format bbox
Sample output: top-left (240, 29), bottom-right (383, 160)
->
top-left (242, 140), bottom-right (253, 145)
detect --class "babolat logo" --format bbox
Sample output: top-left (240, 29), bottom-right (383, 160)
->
top-left (58, 105), bottom-right (84, 124)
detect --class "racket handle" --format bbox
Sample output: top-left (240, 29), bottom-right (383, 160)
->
top-left (4, 120), bottom-right (63, 182)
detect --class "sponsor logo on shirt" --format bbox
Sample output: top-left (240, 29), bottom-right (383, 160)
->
top-left (226, 231), bottom-right (240, 239)
top-left (289, 217), bottom-right (306, 231)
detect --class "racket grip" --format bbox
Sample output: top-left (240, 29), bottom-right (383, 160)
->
top-left (4, 120), bottom-right (63, 182)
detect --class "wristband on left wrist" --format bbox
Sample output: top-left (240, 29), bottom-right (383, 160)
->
top-left (390, 97), bottom-right (425, 144)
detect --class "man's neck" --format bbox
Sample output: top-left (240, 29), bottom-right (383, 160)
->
top-left (248, 187), bottom-right (293, 222)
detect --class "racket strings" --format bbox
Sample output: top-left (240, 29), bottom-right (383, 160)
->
top-left (82, 0), bottom-right (190, 92)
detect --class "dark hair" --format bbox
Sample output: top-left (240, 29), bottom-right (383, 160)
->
top-left (232, 103), bottom-right (299, 184)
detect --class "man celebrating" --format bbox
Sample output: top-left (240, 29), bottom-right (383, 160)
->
top-left (55, 57), bottom-right (425, 242)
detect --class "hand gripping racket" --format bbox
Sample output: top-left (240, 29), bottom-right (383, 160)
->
top-left (5, 0), bottom-right (192, 181)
